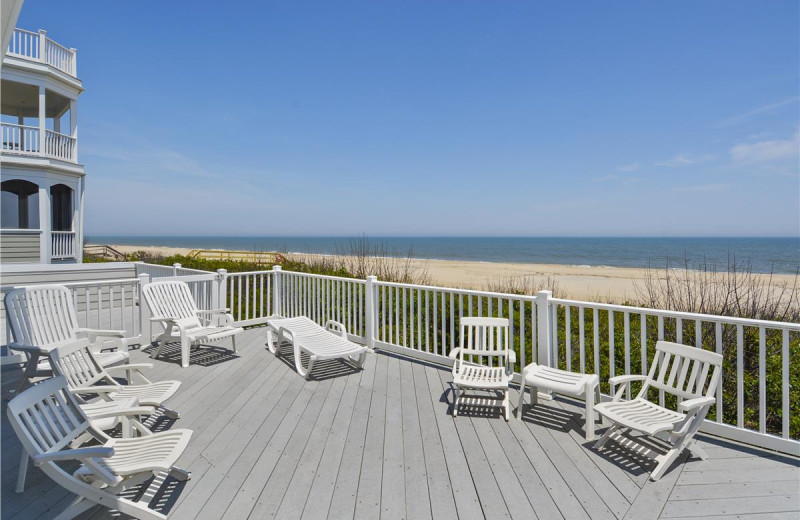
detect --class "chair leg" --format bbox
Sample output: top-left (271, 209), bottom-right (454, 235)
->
top-left (594, 423), bottom-right (619, 450)
top-left (503, 388), bottom-right (510, 421)
top-left (296, 353), bottom-right (314, 379)
top-left (585, 389), bottom-right (595, 441)
top-left (516, 381), bottom-right (527, 419)
top-left (180, 337), bottom-right (191, 368)
top-left (15, 451), bottom-right (28, 493)
top-left (453, 387), bottom-right (460, 418)
top-left (687, 439), bottom-right (709, 460)
top-left (16, 353), bottom-right (40, 394)
top-left (650, 447), bottom-right (681, 481)
top-left (51, 496), bottom-right (97, 520)
top-left (231, 335), bottom-right (237, 354)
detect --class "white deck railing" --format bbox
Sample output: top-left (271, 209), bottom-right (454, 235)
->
top-left (1, 123), bottom-right (40, 155)
top-left (44, 130), bottom-right (76, 161)
top-left (2, 264), bottom-right (797, 455)
top-left (7, 28), bottom-right (77, 76)
top-left (50, 231), bottom-right (76, 259)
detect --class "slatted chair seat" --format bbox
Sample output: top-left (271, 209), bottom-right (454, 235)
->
top-left (4, 285), bottom-right (130, 393)
top-left (266, 316), bottom-right (368, 378)
top-left (142, 280), bottom-right (243, 368)
top-left (6, 376), bottom-right (192, 520)
top-left (594, 340), bottom-right (723, 481)
top-left (449, 317), bottom-right (516, 421)
top-left (110, 381), bottom-right (182, 407)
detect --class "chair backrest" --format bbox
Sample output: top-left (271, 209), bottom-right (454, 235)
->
top-left (6, 375), bottom-right (89, 460)
top-left (641, 341), bottom-right (723, 401)
top-left (4, 285), bottom-right (80, 350)
top-left (50, 339), bottom-right (110, 390)
top-left (142, 280), bottom-right (201, 328)
top-left (457, 317), bottom-right (510, 365)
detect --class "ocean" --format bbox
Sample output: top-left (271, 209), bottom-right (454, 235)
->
top-left (89, 236), bottom-right (800, 275)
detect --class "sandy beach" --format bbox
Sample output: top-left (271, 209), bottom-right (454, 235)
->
top-left (111, 244), bottom-right (798, 303)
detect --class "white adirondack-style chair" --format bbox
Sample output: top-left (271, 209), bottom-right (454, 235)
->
top-left (50, 338), bottom-right (182, 419)
top-left (265, 316), bottom-right (368, 378)
top-left (4, 285), bottom-right (130, 392)
top-left (7, 376), bottom-right (192, 520)
top-left (449, 317), bottom-right (516, 420)
top-left (142, 280), bottom-right (243, 368)
top-left (594, 340), bottom-right (723, 481)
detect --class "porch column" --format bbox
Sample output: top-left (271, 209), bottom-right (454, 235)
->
top-left (69, 98), bottom-right (77, 159)
top-left (38, 183), bottom-right (50, 263)
top-left (38, 85), bottom-right (45, 156)
top-left (76, 176), bottom-right (84, 262)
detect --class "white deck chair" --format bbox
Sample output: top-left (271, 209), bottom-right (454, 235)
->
top-left (4, 285), bottom-right (130, 393)
top-left (7, 376), bottom-right (192, 520)
top-left (265, 316), bottom-right (368, 379)
top-left (594, 340), bottom-right (723, 481)
top-left (142, 280), bottom-right (243, 368)
top-left (449, 317), bottom-right (516, 421)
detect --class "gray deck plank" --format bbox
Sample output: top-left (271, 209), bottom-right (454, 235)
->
top-left (248, 375), bottom-right (345, 519)
top-left (353, 353), bottom-right (389, 520)
top-left (2, 328), bottom-right (799, 520)
top-left (298, 357), bottom-right (366, 519)
top-left (422, 364), bottom-right (484, 520)
top-left (381, 356), bottom-right (407, 520)
top-left (436, 369), bottom-right (511, 520)
top-left (399, 358), bottom-right (432, 520)
top-left (327, 353), bottom-right (378, 519)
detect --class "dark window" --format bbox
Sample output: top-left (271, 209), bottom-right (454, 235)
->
top-left (50, 184), bottom-right (73, 231)
top-left (1, 179), bottom-right (39, 229)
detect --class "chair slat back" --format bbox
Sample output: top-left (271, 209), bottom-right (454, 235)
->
top-left (142, 281), bottom-right (201, 326)
top-left (643, 341), bottom-right (723, 401)
top-left (50, 339), bottom-right (109, 389)
top-left (6, 376), bottom-right (89, 457)
top-left (4, 285), bottom-right (80, 349)
top-left (458, 317), bottom-right (510, 365)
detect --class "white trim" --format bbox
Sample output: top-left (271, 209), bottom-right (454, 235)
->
top-left (0, 261), bottom-right (137, 273)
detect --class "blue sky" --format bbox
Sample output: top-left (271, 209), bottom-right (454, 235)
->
top-left (18, 1), bottom-right (800, 236)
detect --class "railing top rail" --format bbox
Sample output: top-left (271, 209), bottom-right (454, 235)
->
top-left (374, 278), bottom-right (539, 301)
top-left (45, 129), bottom-right (75, 139)
top-left (550, 297), bottom-right (800, 330)
top-left (0, 277), bottom-right (141, 293)
top-left (45, 37), bottom-right (72, 53)
top-left (279, 270), bottom-right (366, 284)
top-left (1, 123), bottom-right (40, 130)
top-left (51, 231), bottom-right (75, 234)
top-left (11, 28), bottom-right (38, 37)
top-left (227, 270), bottom-right (275, 276)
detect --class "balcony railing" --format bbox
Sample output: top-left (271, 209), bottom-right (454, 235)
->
top-left (7, 28), bottom-right (77, 77)
top-left (51, 231), bottom-right (76, 259)
top-left (1, 123), bottom-right (77, 162)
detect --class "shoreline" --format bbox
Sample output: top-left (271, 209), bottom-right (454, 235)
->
top-left (110, 244), bottom-right (798, 303)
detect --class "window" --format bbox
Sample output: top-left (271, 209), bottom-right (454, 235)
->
top-left (1, 179), bottom-right (39, 229)
top-left (50, 184), bottom-right (73, 231)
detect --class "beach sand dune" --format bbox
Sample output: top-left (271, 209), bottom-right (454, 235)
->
top-left (110, 245), bottom-right (796, 303)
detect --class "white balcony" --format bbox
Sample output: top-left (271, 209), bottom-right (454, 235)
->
top-left (1, 122), bottom-right (77, 162)
top-left (6, 28), bottom-right (77, 77)
top-left (50, 230), bottom-right (76, 259)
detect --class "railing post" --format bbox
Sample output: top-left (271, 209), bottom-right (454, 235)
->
top-left (172, 263), bottom-right (181, 276)
top-left (216, 269), bottom-right (227, 312)
top-left (38, 29), bottom-right (46, 62)
top-left (69, 47), bottom-right (77, 76)
top-left (536, 290), bottom-right (552, 367)
top-left (365, 275), bottom-right (377, 350)
top-left (138, 274), bottom-right (151, 345)
top-left (272, 266), bottom-right (282, 317)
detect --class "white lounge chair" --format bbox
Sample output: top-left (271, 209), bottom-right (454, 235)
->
top-left (265, 316), bottom-right (368, 378)
top-left (142, 280), bottom-right (243, 368)
top-left (594, 340), bottom-right (723, 481)
top-left (449, 317), bottom-right (516, 421)
top-left (4, 284), bottom-right (130, 392)
top-left (7, 376), bottom-right (192, 520)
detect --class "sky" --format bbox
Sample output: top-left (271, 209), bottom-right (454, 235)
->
top-left (16, 0), bottom-right (800, 237)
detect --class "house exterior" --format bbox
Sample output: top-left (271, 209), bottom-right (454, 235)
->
top-left (1, 5), bottom-right (85, 264)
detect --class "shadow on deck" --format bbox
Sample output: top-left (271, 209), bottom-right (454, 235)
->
top-left (2, 328), bottom-right (798, 519)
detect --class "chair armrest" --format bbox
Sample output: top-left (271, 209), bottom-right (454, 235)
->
top-left (69, 385), bottom-right (121, 396)
top-left (678, 396), bottom-right (715, 413)
top-left (7, 342), bottom-right (49, 355)
top-left (150, 316), bottom-right (178, 323)
top-left (88, 406), bottom-right (154, 420)
top-left (197, 308), bottom-right (230, 314)
top-left (325, 320), bottom-right (348, 338)
top-left (608, 374), bottom-right (648, 387)
top-left (105, 363), bottom-right (153, 373)
top-left (448, 348), bottom-right (462, 359)
top-left (507, 350), bottom-right (517, 364)
top-left (78, 328), bottom-right (125, 338)
top-left (32, 446), bottom-right (114, 465)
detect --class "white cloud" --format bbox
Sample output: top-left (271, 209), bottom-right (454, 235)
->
top-left (656, 154), bottom-right (715, 167)
top-left (672, 183), bottom-right (728, 193)
top-left (593, 174), bottom-right (618, 182)
top-left (729, 132), bottom-right (800, 164)
top-left (616, 163), bottom-right (640, 172)
top-left (719, 97), bottom-right (799, 127)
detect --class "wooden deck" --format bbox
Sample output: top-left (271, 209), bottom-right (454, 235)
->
top-left (2, 327), bottom-right (799, 519)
